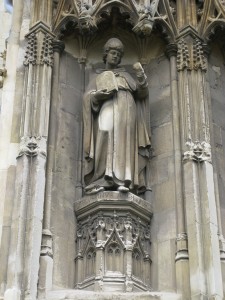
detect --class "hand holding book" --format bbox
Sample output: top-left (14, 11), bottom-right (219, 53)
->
top-left (92, 89), bottom-right (115, 104)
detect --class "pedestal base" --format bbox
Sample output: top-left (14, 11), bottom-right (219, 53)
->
top-left (74, 192), bottom-right (153, 292)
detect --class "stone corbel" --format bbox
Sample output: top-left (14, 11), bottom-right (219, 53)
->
top-left (0, 50), bottom-right (7, 88)
top-left (133, 6), bottom-right (154, 36)
top-left (78, 3), bottom-right (97, 35)
top-left (183, 140), bottom-right (212, 163)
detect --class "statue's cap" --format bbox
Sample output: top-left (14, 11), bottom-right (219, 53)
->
top-left (103, 38), bottom-right (124, 54)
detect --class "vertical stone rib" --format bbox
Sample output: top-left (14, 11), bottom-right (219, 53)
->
top-left (37, 40), bottom-right (64, 299)
top-left (177, 36), bottom-right (224, 298)
top-left (166, 43), bottom-right (190, 299)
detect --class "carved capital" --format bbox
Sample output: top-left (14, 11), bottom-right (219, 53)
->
top-left (183, 140), bottom-right (212, 163)
top-left (18, 136), bottom-right (47, 158)
top-left (193, 39), bottom-right (207, 71)
top-left (52, 40), bottom-right (65, 54)
top-left (165, 43), bottom-right (178, 58)
top-left (24, 33), bottom-right (38, 66)
top-left (24, 21), bottom-right (55, 67)
top-left (40, 34), bottom-right (54, 66)
top-left (40, 229), bottom-right (53, 258)
top-left (177, 39), bottom-right (191, 71)
top-left (177, 38), bottom-right (207, 72)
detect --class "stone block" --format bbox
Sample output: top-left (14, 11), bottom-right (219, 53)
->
top-left (153, 209), bottom-right (176, 242)
top-left (152, 179), bottom-right (175, 213)
top-left (151, 124), bottom-right (173, 157)
top-left (157, 240), bottom-right (176, 292)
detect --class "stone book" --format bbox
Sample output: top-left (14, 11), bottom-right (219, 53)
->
top-left (96, 71), bottom-right (118, 92)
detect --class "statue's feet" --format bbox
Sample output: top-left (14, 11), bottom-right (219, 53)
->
top-left (85, 185), bottom-right (105, 195)
top-left (117, 186), bottom-right (129, 193)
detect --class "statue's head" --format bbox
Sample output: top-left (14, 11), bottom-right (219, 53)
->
top-left (103, 38), bottom-right (124, 64)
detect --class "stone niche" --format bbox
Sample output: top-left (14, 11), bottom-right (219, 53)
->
top-left (74, 191), bottom-right (153, 292)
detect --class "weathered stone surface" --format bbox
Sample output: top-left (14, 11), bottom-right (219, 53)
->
top-left (1, 1), bottom-right (225, 299)
top-left (46, 290), bottom-right (181, 300)
top-left (74, 192), bottom-right (152, 292)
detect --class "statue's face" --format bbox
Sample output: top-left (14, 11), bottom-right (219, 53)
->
top-left (106, 49), bottom-right (121, 67)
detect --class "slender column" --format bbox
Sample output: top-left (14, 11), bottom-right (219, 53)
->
top-left (31, 0), bottom-right (52, 27)
top-left (77, 47), bottom-right (87, 199)
top-left (176, 0), bottom-right (185, 29)
top-left (166, 44), bottom-right (190, 300)
top-left (37, 40), bottom-right (64, 300)
top-left (94, 218), bottom-right (105, 292)
top-left (0, 0), bottom-right (24, 299)
top-left (124, 217), bottom-right (133, 292)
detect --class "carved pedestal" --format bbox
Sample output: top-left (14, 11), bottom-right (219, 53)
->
top-left (74, 192), bottom-right (153, 292)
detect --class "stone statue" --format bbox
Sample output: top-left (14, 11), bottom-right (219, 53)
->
top-left (83, 38), bottom-right (151, 195)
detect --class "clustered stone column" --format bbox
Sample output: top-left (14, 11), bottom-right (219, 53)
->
top-left (4, 19), bottom-right (55, 300)
top-left (176, 30), bottom-right (223, 299)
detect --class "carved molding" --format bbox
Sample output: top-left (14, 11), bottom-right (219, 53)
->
top-left (40, 229), bottom-right (53, 258)
top-left (183, 140), bottom-right (212, 163)
top-left (52, 0), bottom-right (225, 46)
top-left (18, 136), bottom-right (47, 158)
top-left (76, 212), bottom-right (151, 257)
top-left (53, 0), bottom-right (178, 42)
top-left (175, 232), bottom-right (189, 262)
top-left (176, 232), bottom-right (188, 242)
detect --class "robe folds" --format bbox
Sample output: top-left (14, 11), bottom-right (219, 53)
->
top-left (83, 68), bottom-right (151, 192)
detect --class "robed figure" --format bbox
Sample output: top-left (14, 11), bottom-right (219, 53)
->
top-left (83, 38), bottom-right (151, 194)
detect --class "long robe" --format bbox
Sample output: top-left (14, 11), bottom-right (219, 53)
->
top-left (83, 68), bottom-right (151, 192)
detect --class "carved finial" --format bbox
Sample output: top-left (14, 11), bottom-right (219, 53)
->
top-left (165, 43), bottom-right (178, 58)
top-left (53, 40), bottom-right (65, 54)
